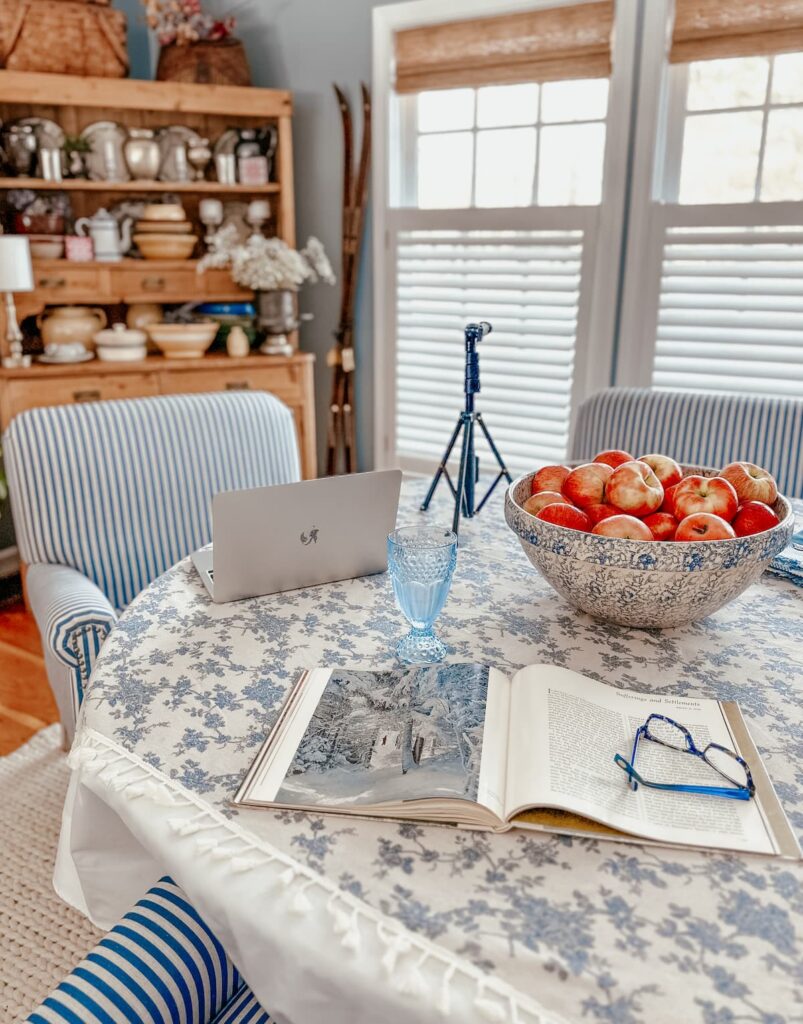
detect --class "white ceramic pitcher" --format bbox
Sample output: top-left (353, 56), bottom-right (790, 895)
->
top-left (75, 208), bottom-right (132, 262)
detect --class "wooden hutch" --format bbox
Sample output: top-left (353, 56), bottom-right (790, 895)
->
top-left (0, 70), bottom-right (316, 478)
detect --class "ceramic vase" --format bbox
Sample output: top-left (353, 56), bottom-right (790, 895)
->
top-left (124, 128), bottom-right (161, 181)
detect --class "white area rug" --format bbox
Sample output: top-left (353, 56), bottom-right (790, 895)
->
top-left (0, 725), bottom-right (102, 1023)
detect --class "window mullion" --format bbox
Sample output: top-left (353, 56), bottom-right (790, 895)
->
top-left (754, 58), bottom-right (774, 203)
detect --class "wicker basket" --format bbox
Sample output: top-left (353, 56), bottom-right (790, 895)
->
top-left (156, 38), bottom-right (251, 87)
top-left (0, 0), bottom-right (128, 77)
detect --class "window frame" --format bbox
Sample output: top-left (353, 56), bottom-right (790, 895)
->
top-left (372, 0), bottom-right (641, 471)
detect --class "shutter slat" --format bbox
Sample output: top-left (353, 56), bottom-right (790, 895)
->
top-left (396, 228), bottom-right (582, 472)
top-left (652, 225), bottom-right (803, 400)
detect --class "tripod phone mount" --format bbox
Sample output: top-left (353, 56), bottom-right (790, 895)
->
top-left (420, 320), bottom-right (512, 538)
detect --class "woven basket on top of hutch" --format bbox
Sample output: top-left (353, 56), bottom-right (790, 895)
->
top-left (0, 69), bottom-right (316, 478)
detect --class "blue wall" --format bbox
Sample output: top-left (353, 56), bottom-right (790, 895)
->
top-left (116, 0), bottom-right (385, 471)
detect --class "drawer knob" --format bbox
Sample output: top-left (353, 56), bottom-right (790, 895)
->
top-left (38, 277), bottom-right (67, 289)
top-left (225, 381), bottom-right (251, 391)
top-left (142, 276), bottom-right (166, 292)
top-left (72, 389), bottom-right (101, 403)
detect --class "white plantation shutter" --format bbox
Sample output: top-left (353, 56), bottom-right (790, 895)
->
top-left (650, 221), bottom-right (803, 398)
top-left (394, 225), bottom-right (590, 472)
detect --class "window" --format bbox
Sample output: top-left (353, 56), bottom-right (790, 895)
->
top-left (617, 0), bottom-right (803, 403)
top-left (663, 55), bottom-right (803, 204)
top-left (378, 0), bottom-right (803, 471)
top-left (374, 0), bottom-right (633, 475)
top-left (411, 79), bottom-right (609, 210)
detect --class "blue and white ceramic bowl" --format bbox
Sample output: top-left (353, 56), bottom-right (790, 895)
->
top-left (504, 465), bottom-right (795, 629)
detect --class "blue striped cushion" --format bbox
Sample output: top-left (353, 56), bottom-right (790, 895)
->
top-left (25, 878), bottom-right (244, 1024)
top-left (26, 563), bottom-right (118, 712)
top-left (3, 392), bottom-right (301, 610)
top-left (210, 985), bottom-right (271, 1024)
top-left (570, 388), bottom-right (803, 498)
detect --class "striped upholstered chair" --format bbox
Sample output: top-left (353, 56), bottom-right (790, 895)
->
top-left (3, 392), bottom-right (300, 742)
top-left (571, 388), bottom-right (803, 498)
top-left (24, 877), bottom-right (270, 1023)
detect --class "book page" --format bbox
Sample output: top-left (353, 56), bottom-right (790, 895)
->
top-left (505, 666), bottom-right (778, 855)
top-left (239, 664), bottom-right (510, 821)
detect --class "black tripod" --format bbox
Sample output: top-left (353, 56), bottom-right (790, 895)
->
top-left (420, 321), bottom-right (512, 538)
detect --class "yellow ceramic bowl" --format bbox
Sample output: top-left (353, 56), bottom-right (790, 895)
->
top-left (134, 233), bottom-right (197, 260)
top-left (146, 321), bottom-right (218, 359)
top-left (134, 220), bottom-right (194, 235)
top-left (141, 203), bottom-right (186, 222)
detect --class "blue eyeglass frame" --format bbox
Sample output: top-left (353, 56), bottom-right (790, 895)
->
top-left (614, 713), bottom-right (755, 801)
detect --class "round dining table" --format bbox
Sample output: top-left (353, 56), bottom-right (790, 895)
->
top-left (56, 480), bottom-right (803, 1024)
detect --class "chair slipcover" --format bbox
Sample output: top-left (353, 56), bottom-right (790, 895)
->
top-left (3, 392), bottom-right (301, 738)
top-left (24, 877), bottom-right (271, 1024)
top-left (571, 388), bottom-right (803, 498)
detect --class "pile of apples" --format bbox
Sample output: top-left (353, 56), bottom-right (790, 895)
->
top-left (523, 450), bottom-right (782, 542)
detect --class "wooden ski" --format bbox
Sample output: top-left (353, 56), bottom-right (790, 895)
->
top-left (327, 82), bottom-right (371, 476)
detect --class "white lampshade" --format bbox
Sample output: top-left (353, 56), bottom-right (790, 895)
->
top-left (0, 235), bottom-right (34, 293)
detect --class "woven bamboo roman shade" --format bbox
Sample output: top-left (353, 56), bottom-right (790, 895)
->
top-left (393, 1), bottom-right (613, 93)
top-left (670, 0), bottom-right (803, 63)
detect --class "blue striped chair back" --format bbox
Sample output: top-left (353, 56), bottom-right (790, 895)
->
top-left (3, 392), bottom-right (301, 610)
top-left (570, 389), bottom-right (803, 498)
top-left (25, 878), bottom-right (243, 1024)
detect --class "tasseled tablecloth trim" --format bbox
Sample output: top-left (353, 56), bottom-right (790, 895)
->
top-left (68, 729), bottom-right (564, 1024)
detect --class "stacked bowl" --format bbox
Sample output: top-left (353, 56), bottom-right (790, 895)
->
top-left (134, 204), bottom-right (197, 260)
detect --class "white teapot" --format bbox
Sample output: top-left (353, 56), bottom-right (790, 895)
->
top-left (75, 208), bottom-right (132, 263)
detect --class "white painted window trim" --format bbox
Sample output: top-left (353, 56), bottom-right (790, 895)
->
top-left (372, 0), bottom-right (641, 471)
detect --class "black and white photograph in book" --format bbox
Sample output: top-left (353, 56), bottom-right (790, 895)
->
top-left (275, 665), bottom-right (490, 807)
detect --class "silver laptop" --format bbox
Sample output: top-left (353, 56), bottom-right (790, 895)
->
top-left (191, 469), bottom-right (402, 603)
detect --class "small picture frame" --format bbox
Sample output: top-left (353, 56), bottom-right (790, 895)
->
top-left (64, 235), bottom-right (94, 262)
top-left (238, 156), bottom-right (269, 186)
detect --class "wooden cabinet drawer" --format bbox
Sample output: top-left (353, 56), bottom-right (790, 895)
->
top-left (3, 374), bottom-right (158, 422)
top-left (159, 363), bottom-right (301, 400)
top-left (33, 265), bottom-right (113, 303)
top-left (117, 268), bottom-right (198, 301)
top-left (202, 270), bottom-right (253, 300)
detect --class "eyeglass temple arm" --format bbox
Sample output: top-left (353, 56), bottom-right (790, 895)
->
top-left (627, 726), bottom-right (646, 791)
top-left (613, 755), bottom-right (752, 801)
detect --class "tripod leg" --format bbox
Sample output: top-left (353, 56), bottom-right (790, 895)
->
top-left (476, 413), bottom-right (513, 483)
top-left (453, 413), bottom-right (472, 537)
top-left (420, 416), bottom-right (464, 512)
top-left (463, 416), bottom-right (477, 518)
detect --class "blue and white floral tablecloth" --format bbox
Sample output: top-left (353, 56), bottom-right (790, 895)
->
top-left (57, 482), bottom-right (803, 1024)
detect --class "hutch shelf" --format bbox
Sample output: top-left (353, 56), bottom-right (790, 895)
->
top-left (0, 70), bottom-right (315, 477)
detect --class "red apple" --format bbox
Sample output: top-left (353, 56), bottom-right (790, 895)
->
top-left (660, 482), bottom-right (679, 516)
top-left (642, 511), bottom-right (679, 541)
top-left (638, 453), bottom-right (683, 490)
top-left (586, 502), bottom-right (620, 525)
top-left (522, 491), bottom-right (571, 517)
top-left (531, 464), bottom-right (571, 495)
top-left (675, 512), bottom-right (736, 542)
top-left (732, 500), bottom-right (780, 537)
top-left (593, 449), bottom-right (634, 469)
top-left (606, 461), bottom-right (664, 517)
top-left (591, 514), bottom-right (653, 541)
top-left (720, 461), bottom-right (778, 506)
top-left (673, 476), bottom-right (738, 522)
top-left (562, 463), bottom-right (613, 509)
top-left (536, 503), bottom-right (592, 532)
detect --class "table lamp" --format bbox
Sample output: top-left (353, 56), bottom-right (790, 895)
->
top-left (0, 234), bottom-right (34, 369)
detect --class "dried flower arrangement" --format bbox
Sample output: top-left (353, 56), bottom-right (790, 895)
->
top-left (142, 0), bottom-right (236, 47)
top-left (198, 227), bottom-right (336, 293)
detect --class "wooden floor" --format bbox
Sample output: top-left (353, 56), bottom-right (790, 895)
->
top-left (0, 598), bottom-right (58, 755)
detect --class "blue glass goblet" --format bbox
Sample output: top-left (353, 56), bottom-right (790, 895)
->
top-left (387, 526), bottom-right (457, 664)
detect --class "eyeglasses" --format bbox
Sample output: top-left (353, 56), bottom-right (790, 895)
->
top-left (614, 713), bottom-right (755, 801)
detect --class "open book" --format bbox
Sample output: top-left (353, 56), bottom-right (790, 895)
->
top-left (233, 664), bottom-right (801, 858)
